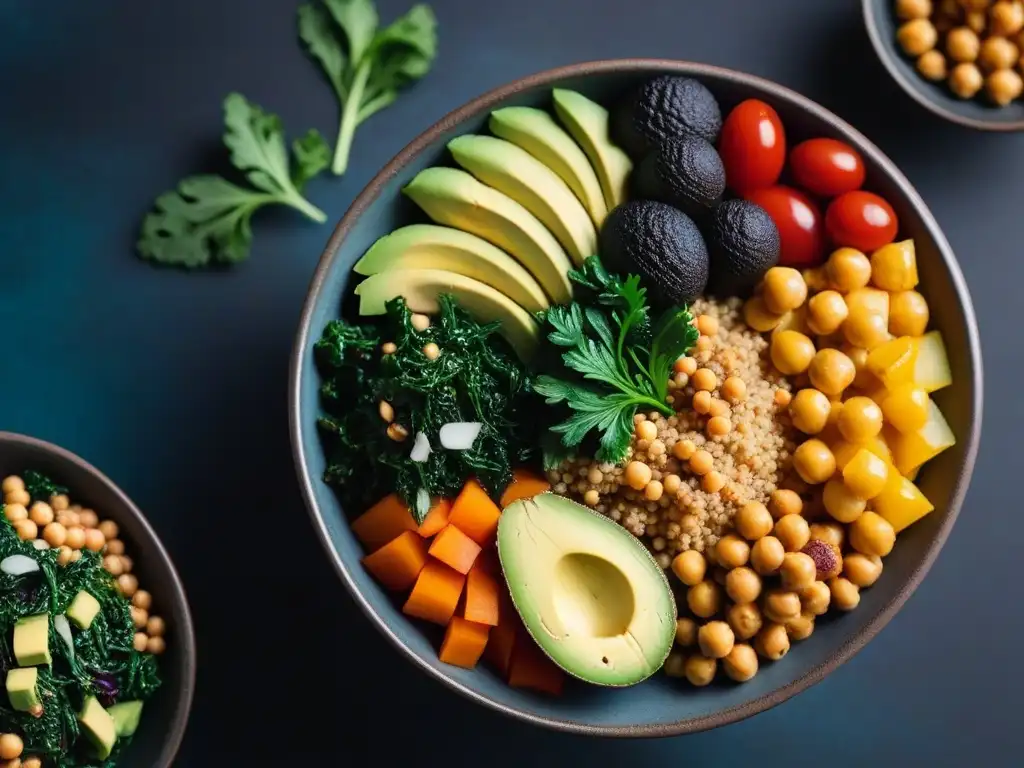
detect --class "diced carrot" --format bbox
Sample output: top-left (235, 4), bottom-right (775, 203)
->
top-left (438, 617), bottom-right (491, 669)
top-left (473, 546), bottom-right (501, 577)
top-left (403, 559), bottom-right (466, 626)
top-left (508, 631), bottom-right (564, 696)
top-left (417, 499), bottom-right (452, 538)
top-left (351, 494), bottom-right (417, 552)
top-left (449, 479), bottom-right (502, 545)
top-left (428, 524), bottom-right (482, 575)
top-left (483, 591), bottom-right (519, 677)
top-left (361, 531), bottom-right (429, 591)
top-left (499, 470), bottom-right (551, 508)
top-left (462, 562), bottom-right (500, 626)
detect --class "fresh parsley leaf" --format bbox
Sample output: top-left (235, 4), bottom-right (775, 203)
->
top-left (298, 0), bottom-right (438, 175)
top-left (648, 306), bottom-right (699, 401)
top-left (138, 93), bottom-right (328, 268)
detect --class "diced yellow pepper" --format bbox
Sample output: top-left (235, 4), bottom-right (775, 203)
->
top-left (881, 384), bottom-right (930, 434)
top-left (842, 448), bottom-right (890, 500)
top-left (870, 240), bottom-right (919, 292)
top-left (873, 472), bottom-right (934, 533)
top-left (913, 330), bottom-right (952, 394)
top-left (845, 287), bottom-right (890, 321)
top-left (889, 399), bottom-right (956, 476)
top-left (904, 465), bottom-right (920, 482)
top-left (832, 435), bottom-right (892, 470)
top-left (867, 336), bottom-right (919, 389)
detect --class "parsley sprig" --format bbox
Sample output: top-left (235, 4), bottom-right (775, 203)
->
top-left (535, 257), bottom-right (699, 464)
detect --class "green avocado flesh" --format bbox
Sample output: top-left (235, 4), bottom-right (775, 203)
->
top-left (448, 134), bottom-right (597, 265)
top-left (107, 700), bottom-right (144, 738)
top-left (403, 167), bottom-right (574, 304)
top-left (551, 89), bottom-right (633, 212)
top-left (79, 696), bottom-right (117, 760)
top-left (488, 107), bottom-right (608, 227)
top-left (497, 493), bottom-right (676, 687)
top-left (353, 224), bottom-right (550, 314)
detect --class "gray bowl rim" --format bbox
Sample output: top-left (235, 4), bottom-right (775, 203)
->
top-left (0, 431), bottom-right (197, 764)
top-left (862, 0), bottom-right (1024, 132)
top-left (288, 58), bottom-right (984, 737)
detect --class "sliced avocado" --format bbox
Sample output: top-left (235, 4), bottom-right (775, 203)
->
top-left (403, 167), bottom-right (573, 304)
top-left (67, 590), bottom-right (102, 630)
top-left (6, 667), bottom-right (40, 712)
top-left (353, 224), bottom-right (550, 314)
top-left (448, 135), bottom-right (597, 266)
top-left (489, 107), bottom-right (608, 227)
top-left (13, 614), bottom-right (51, 667)
top-left (551, 89), bottom-right (633, 211)
top-left (497, 494), bottom-right (676, 687)
top-left (79, 696), bottom-right (117, 759)
top-left (355, 268), bottom-right (540, 360)
top-left (107, 701), bottom-right (144, 738)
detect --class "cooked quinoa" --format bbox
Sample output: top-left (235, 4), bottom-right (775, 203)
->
top-left (548, 297), bottom-right (800, 566)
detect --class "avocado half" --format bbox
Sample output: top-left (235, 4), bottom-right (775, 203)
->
top-left (632, 134), bottom-right (726, 222)
top-left (497, 493), bottom-right (677, 687)
top-left (613, 75), bottom-right (723, 158)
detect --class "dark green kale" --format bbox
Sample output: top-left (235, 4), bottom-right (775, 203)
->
top-left (22, 471), bottom-right (68, 503)
top-left (315, 295), bottom-right (539, 522)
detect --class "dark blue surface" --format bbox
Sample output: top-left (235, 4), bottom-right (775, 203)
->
top-left (1, 0), bottom-right (1020, 764)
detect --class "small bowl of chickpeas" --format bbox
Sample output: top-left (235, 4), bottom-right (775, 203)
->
top-left (864, 0), bottom-right (1024, 129)
top-left (0, 431), bottom-right (195, 768)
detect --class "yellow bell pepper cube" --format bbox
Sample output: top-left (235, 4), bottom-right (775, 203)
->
top-left (867, 336), bottom-right (919, 390)
top-left (889, 399), bottom-right (956, 476)
top-left (842, 448), bottom-right (890, 500)
top-left (873, 471), bottom-right (935, 533)
top-left (912, 330), bottom-right (952, 394)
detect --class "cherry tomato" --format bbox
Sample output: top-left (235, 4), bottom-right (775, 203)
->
top-left (746, 185), bottom-right (825, 268)
top-left (718, 99), bottom-right (786, 197)
top-left (825, 191), bottom-right (899, 252)
top-left (789, 138), bottom-right (866, 198)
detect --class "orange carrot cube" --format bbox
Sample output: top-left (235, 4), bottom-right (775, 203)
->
top-left (402, 560), bottom-right (466, 626)
top-left (463, 562), bottom-right (500, 626)
top-left (439, 617), bottom-right (491, 669)
top-left (508, 631), bottom-right (564, 696)
top-left (361, 530), bottom-right (429, 591)
top-left (351, 494), bottom-right (417, 552)
top-left (417, 499), bottom-right (452, 538)
top-left (483, 591), bottom-right (519, 677)
top-left (499, 470), bottom-right (551, 508)
top-left (428, 524), bottom-right (482, 575)
top-left (449, 479), bottom-right (502, 545)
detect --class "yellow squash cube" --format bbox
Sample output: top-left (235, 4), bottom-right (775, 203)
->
top-left (867, 336), bottom-right (919, 389)
top-left (870, 240), bottom-right (919, 291)
top-left (881, 384), bottom-right (930, 434)
top-left (873, 472), bottom-right (935, 533)
top-left (913, 330), bottom-right (953, 393)
top-left (889, 399), bottom-right (956, 476)
top-left (843, 448), bottom-right (890, 500)
top-left (831, 435), bottom-right (892, 470)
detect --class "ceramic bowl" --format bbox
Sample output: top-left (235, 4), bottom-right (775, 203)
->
top-left (289, 59), bottom-right (983, 736)
top-left (863, 0), bottom-right (1024, 131)
top-left (0, 432), bottom-right (195, 764)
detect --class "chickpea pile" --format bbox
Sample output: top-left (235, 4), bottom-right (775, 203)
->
top-left (0, 732), bottom-right (40, 768)
top-left (895, 0), bottom-right (1024, 105)
top-left (0, 474), bottom-right (167, 657)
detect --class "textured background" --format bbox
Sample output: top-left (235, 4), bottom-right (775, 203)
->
top-left (0, 0), bottom-right (1020, 764)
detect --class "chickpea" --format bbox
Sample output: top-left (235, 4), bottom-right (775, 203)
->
top-left (105, 538), bottom-right (125, 556)
top-left (698, 621), bottom-right (736, 659)
top-left (673, 439), bottom-right (697, 461)
top-left (726, 602), bottom-right (764, 641)
top-left (146, 636), bottom-right (166, 655)
top-left (763, 589), bottom-right (802, 623)
top-left (103, 555), bottom-right (124, 576)
top-left (808, 349), bottom-right (857, 396)
top-left (50, 493), bottom-right (69, 511)
top-left (889, 291), bottom-right (930, 336)
top-left (826, 248), bottom-right (872, 292)
top-left (624, 461), bottom-right (652, 490)
top-left (133, 590), bottom-right (153, 610)
top-left (991, 0), bottom-right (1024, 35)
top-left (725, 567), bottom-right (763, 604)
top-left (65, 526), bottom-right (86, 550)
top-left (843, 553), bottom-right (884, 587)
top-left (692, 314), bottom-right (719, 338)
top-left (56, 547), bottom-right (74, 567)
top-left (979, 35), bottom-right (1020, 72)
top-left (636, 420), bottom-right (658, 442)
top-left (829, 577), bottom-right (861, 611)
top-left (4, 490), bottom-right (30, 507)
top-left (692, 390), bottom-right (713, 414)
top-left (410, 313), bottom-right (431, 331)
top-left (807, 290), bottom-right (849, 336)
top-left (947, 26), bottom-right (981, 61)
top-left (663, 474), bottom-right (682, 495)
top-left (1, 476), bottom-right (24, 495)
top-left (897, 0), bottom-right (934, 17)
top-left (768, 489), bottom-right (803, 520)
top-left (793, 439), bottom-right (836, 484)
top-left (131, 606), bottom-right (149, 629)
top-left (13, 520), bottom-right (37, 541)
top-left (917, 49), bottom-right (949, 80)
top-left (79, 509), bottom-right (99, 528)
top-left (843, 309), bottom-right (890, 350)
top-left (774, 389), bottom-right (792, 408)
top-left (723, 643), bottom-right (759, 682)
top-left (28, 502), bottom-right (53, 527)
top-left (821, 478), bottom-right (866, 524)
top-left (24, 757), bottom-right (43, 768)
top-left (949, 61), bottom-right (985, 97)
top-left (677, 356), bottom-right (698, 376)
top-left (644, 481), bottom-right (664, 502)
top-left (117, 573), bottom-right (139, 598)
top-left (800, 580), bottom-right (832, 616)
top-left (709, 399), bottom-right (730, 418)
top-left (762, 267), bottom-right (808, 314)
top-left (774, 514), bottom-right (811, 553)
top-left (735, 502), bottom-right (774, 541)
top-left (95, 520), bottom-right (118, 541)
top-left (750, 536), bottom-right (786, 575)
top-left (898, 18), bottom-right (939, 55)
top-left (707, 416), bottom-right (732, 438)
top-left (715, 535), bottom-right (750, 569)
top-left (684, 654), bottom-right (717, 687)
top-left (849, 511), bottom-right (896, 557)
top-left (689, 450), bottom-right (714, 476)
top-left (785, 613), bottom-right (816, 641)
top-left (789, 388), bottom-right (832, 434)
top-left (146, 616), bottom-right (166, 637)
top-left (121, 556), bottom-right (133, 573)
top-left (780, 552), bottom-right (818, 591)
top-left (133, 632), bottom-right (149, 652)
top-left (755, 622), bottom-right (791, 661)
top-left (663, 652), bottom-right (687, 678)
top-left (809, 522), bottom-right (846, 550)
top-left (0, 734), bottom-right (23, 760)
top-left (671, 550), bottom-right (707, 586)
top-left (702, 471), bottom-right (726, 493)
top-left (3, 504), bottom-right (27, 523)
top-left (422, 343), bottom-right (440, 360)
top-left (722, 376), bottom-right (747, 403)
top-left (837, 396), bottom-right (884, 443)
top-left (770, 331), bottom-right (816, 376)
top-left (966, 9), bottom-right (989, 31)
top-left (687, 580), bottom-right (723, 619)
top-left (986, 67), bottom-right (1024, 104)
top-left (692, 368), bottom-right (717, 392)
top-left (743, 296), bottom-right (785, 332)
top-left (675, 617), bottom-right (698, 646)
top-left (84, 528), bottom-right (106, 552)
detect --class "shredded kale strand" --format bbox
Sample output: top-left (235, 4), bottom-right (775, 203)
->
top-left (0, 473), bottom-right (162, 767)
top-left (315, 296), bottom-right (540, 522)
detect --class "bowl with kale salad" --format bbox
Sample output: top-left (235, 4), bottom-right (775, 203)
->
top-left (0, 433), bottom-right (194, 767)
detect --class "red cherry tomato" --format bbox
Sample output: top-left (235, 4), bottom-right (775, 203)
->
top-left (789, 138), bottom-right (866, 198)
top-left (746, 185), bottom-right (825, 268)
top-left (718, 99), bottom-right (786, 197)
top-left (825, 191), bottom-right (899, 252)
